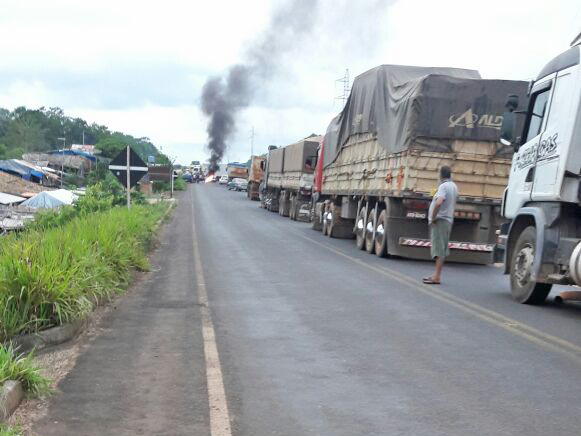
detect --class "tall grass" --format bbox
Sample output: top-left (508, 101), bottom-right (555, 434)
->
top-left (0, 343), bottom-right (49, 396)
top-left (0, 425), bottom-right (22, 436)
top-left (0, 204), bottom-right (166, 341)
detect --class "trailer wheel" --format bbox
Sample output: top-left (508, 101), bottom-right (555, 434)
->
top-left (510, 226), bottom-right (552, 304)
top-left (311, 202), bottom-right (323, 231)
top-left (374, 209), bottom-right (388, 257)
top-left (324, 204), bottom-right (335, 237)
top-left (355, 206), bottom-right (367, 250)
top-left (289, 195), bottom-right (297, 220)
top-left (365, 208), bottom-right (376, 253)
top-left (279, 192), bottom-right (290, 217)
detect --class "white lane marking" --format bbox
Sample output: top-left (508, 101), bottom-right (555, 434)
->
top-left (191, 189), bottom-right (233, 436)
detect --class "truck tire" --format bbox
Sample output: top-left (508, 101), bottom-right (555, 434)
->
top-left (311, 202), bottom-right (323, 231)
top-left (510, 226), bottom-right (552, 304)
top-left (365, 208), bottom-right (376, 253)
top-left (374, 209), bottom-right (388, 257)
top-left (290, 195), bottom-right (297, 220)
top-left (326, 203), bottom-right (353, 238)
top-left (355, 206), bottom-right (367, 250)
top-left (322, 204), bottom-right (332, 236)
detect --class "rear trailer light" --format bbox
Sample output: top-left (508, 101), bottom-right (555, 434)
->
top-left (454, 211), bottom-right (481, 220)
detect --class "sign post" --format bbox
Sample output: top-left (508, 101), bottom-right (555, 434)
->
top-left (126, 146), bottom-right (131, 208)
top-left (171, 164), bottom-right (174, 198)
top-left (108, 146), bottom-right (148, 209)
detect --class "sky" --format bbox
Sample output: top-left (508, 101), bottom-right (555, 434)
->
top-left (1, 0), bottom-right (580, 165)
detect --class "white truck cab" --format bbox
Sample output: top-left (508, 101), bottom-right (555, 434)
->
top-left (500, 37), bottom-right (581, 304)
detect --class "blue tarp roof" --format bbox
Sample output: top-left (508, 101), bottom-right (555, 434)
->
top-left (48, 149), bottom-right (97, 162)
top-left (0, 160), bottom-right (44, 180)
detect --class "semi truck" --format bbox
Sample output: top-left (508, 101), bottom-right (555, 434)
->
top-left (247, 155), bottom-right (266, 201)
top-left (311, 64), bottom-right (528, 264)
top-left (262, 136), bottom-right (320, 221)
top-left (498, 34), bottom-right (581, 304)
top-left (226, 162), bottom-right (248, 181)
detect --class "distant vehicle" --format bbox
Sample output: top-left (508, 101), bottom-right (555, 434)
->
top-left (227, 180), bottom-right (237, 190)
top-left (247, 155), bottom-right (266, 200)
top-left (219, 175), bottom-right (228, 185)
top-left (233, 178), bottom-right (248, 192)
top-left (182, 172), bottom-right (193, 183)
top-left (226, 162), bottom-right (248, 180)
top-left (212, 175), bottom-right (220, 182)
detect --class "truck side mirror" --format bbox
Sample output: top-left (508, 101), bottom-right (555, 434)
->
top-left (500, 111), bottom-right (515, 147)
top-left (500, 94), bottom-right (519, 150)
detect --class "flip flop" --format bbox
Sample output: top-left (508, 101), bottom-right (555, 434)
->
top-left (422, 277), bottom-right (440, 285)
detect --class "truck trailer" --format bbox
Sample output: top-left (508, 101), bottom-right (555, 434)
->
top-left (247, 155), bottom-right (266, 201)
top-left (226, 162), bottom-right (248, 181)
top-left (311, 64), bottom-right (528, 264)
top-left (262, 136), bottom-right (320, 221)
top-left (498, 34), bottom-right (581, 304)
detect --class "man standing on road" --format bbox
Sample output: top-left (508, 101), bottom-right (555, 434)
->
top-left (423, 166), bottom-right (458, 285)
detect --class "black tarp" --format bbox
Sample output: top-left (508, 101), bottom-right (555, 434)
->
top-left (323, 64), bottom-right (529, 167)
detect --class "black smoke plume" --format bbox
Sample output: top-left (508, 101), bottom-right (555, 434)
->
top-left (201, 0), bottom-right (318, 171)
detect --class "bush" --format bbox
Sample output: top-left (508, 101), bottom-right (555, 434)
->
top-left (152, 180), bottom-right (171, 193)
top-left (174, 177), bottom-right (186, 191)
top-left (0, 424), bottom-right (22, 436)
top-left (0, 203), bottom-right (167, 341)
top-left (27, 182), bottom-right (147, 232)
top-left (0, 344), bottom-right (49, 397)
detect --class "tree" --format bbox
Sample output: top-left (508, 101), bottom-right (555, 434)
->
top-left (1, 117), bottom-right (47, 154)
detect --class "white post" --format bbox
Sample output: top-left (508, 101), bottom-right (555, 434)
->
top-left (170, 163), bottom-right (174, 198)
top-left (61, 138), bottom-right (65, 188)
top-left (126, 146), bottom-right (131, 209)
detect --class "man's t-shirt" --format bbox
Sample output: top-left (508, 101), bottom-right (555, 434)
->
top-left (428, 180), bottom-right (458, 225)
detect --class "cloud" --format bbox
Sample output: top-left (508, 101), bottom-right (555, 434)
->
top-left (0, 64), bottom-right (211, 110)
top-left (1, 0), bottom-right (580, 167)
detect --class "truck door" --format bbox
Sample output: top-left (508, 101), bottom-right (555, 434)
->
top-left (504, 78), bottom-right (553, 217)
top-left (531, 70), bottom-right (575, 200)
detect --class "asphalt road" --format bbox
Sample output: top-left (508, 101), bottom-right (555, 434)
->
top-left (36, 184), bottom-right (581, 435)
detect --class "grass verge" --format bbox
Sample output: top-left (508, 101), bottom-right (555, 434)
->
top-left (0, 344), bottom-right (49, 397)
top-left (0, 424), bottom-right (22, 436)
top-left (0, 203), bottom-right (167, 341)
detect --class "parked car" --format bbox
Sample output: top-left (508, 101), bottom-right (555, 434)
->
top-left (233, 178), bottom-right (248, 192)
top-left (227, 180), bottom-right (237, 190)
top-left (182, 172), bottom-right (193, 183)
top-left (219, 175), bottom-right (228, 185)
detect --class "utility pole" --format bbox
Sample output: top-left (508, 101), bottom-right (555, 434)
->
top-left (335, 69), bottom-right (350, 108)
top-left (250, 127), bottom-right (255, 156)
top-left (58, 136), bottom-right (66, 188)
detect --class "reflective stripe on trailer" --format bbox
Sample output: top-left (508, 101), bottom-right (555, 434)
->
top-left (398, 238), bottom-right (493, 252)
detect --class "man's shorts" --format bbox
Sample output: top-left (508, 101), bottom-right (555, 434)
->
top-left (430, 219), bottom-right (452, 259)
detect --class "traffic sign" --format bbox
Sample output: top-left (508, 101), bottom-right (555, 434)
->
top-left (109, 147), bottom-right (148, 188)
top-left (148, 165), bottom-right (172, 182)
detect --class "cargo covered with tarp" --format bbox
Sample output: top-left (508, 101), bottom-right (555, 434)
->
top-left (268, 148), bottom-right (285, 174)
top-left (321, 64), bottom-right (529, 200)
top-left (267, 137), bottom-right (320, 191)
top-left (282, 137), bottom-right (320, 172)
top-left (323, 65), bottom-right (529, 168)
